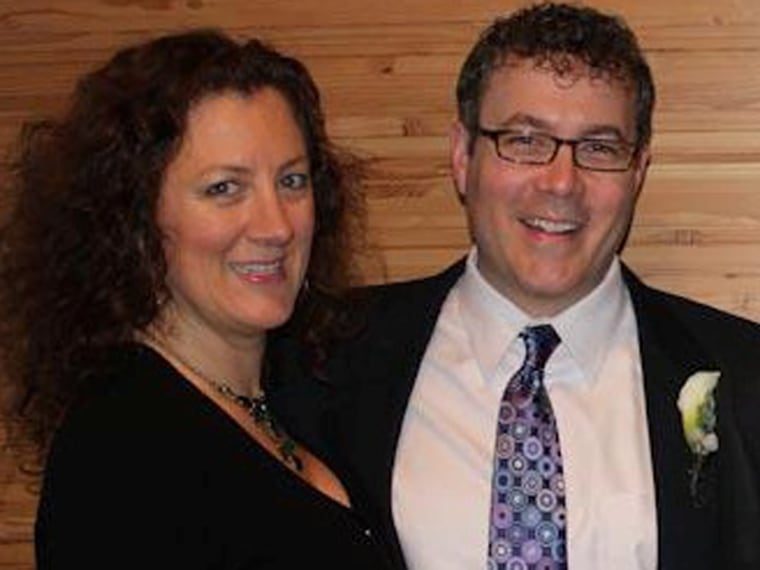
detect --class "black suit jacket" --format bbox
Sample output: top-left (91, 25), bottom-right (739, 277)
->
top-left (273, 260), bottom-right (760, 570)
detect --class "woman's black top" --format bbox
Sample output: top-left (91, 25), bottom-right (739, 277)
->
top-left (36, 343), bottom-right (394, 569)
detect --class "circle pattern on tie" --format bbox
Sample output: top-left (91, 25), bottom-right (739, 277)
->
top-left (488, 325), bottom-right (566, 570)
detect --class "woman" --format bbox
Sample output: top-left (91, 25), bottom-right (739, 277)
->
top-left (0, 30), bottom-right (392, 569)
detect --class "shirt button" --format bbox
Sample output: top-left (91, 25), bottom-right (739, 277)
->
top-left (364, 528), bottom-right (372, 538)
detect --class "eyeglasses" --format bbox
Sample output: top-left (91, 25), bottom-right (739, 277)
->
top-left (477, 127), bottom-right (638, 172)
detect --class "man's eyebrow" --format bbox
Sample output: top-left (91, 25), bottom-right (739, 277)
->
top-left (493, 114), bottom-right (631, 141)
top-left (492, 113), bottom-right (550, 130)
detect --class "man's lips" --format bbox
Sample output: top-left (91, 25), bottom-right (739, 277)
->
top-left (520, 216), bottom-right (582, 235)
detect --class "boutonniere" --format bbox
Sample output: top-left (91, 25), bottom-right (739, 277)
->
top-left (677, 370), bottom-right (719, 504)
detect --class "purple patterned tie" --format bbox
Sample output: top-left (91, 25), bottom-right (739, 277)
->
top-left (488, 325), bottom-right (566, 570)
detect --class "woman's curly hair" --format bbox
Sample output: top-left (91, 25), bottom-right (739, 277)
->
top-left (0, 29), bottom-right (366, 468)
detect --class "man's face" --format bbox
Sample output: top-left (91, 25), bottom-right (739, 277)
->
top-left (451, 57), bottom-right (650, 317)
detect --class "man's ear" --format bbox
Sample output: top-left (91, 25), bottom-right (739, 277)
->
top-left (450, 120), bottom-right (471, 203)
top-left (631, 143), bottom-right (651, 200)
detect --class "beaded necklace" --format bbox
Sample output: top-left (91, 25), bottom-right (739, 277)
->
top-left (147, 337), bottom-right (303, 472)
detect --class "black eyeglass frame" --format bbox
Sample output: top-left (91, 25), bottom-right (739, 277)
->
top-left (477, 127), bottom-right (640, 173)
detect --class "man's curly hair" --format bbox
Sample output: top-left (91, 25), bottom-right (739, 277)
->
top-left (456, 2), bottom-right (655, 148)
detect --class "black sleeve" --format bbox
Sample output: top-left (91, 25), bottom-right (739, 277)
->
top-left (35, 399), bottom-right (211, 570)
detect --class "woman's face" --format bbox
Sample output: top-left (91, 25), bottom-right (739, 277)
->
top-left (156, 87), bottom-right (315, 341)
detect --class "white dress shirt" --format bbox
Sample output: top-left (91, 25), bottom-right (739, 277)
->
top-left (392, 249), bottom-right (657, 570)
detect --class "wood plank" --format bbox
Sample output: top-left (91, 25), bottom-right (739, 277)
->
top-left (2, 2), bottom-right (760, 569)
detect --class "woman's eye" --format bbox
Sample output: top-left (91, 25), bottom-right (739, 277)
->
top-left (279, 172), bottom-right (310, 191)
top-left (205, 180), bottom-right (239, 197)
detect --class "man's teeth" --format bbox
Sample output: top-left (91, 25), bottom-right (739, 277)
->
top-left (231, 261), bottom-right (281, 274)
top-left (524, 217), bottom-right (579, 234)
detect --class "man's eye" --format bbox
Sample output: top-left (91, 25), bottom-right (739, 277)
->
top-left (583, 140), bottom-right (624, 156)
top-left (280, 172), bottom-right (310, 191)
top-left (504, 134), bottom-right (540, 147)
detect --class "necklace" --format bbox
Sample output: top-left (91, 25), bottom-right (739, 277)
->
top-left (146, 336), bottom-right (303, 472)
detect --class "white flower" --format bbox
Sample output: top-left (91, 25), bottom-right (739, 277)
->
top-left (677, 371), bottom-right (720, 456)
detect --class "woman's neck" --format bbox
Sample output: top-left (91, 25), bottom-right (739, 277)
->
top-left (143, 307), bottom-right (267, 398)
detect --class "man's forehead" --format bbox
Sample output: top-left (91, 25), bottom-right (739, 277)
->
top-left (479, 55), bottom-right (638, 136)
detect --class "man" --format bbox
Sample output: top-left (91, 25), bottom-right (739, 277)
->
top-left (275, 3), bottom-right (760, 569)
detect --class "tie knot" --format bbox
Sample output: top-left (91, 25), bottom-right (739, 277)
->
top-left (520, 324), bottom-right (560, 372)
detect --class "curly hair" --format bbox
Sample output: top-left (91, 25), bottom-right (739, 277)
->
top-left (0, 29), bottom-right (365, 467)
top-left (456, 2), bottom-right (655, 149)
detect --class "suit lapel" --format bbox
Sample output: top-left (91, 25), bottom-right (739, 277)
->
top-left (332, 260), bottom-right (466, 567)
top-left (623, 267), bottom-right (720, 569)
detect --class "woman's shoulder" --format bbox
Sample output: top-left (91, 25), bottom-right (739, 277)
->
top-left (48, 343), bottom-right (201, 458)
top-left (66, 343), bottom-right (177, 416)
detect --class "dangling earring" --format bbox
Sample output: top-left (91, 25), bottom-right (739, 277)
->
top-left (297, 277), bottom-right (312, 306)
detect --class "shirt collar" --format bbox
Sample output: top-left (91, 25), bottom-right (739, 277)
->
top-left (458, 248), bottom-right (628, 385)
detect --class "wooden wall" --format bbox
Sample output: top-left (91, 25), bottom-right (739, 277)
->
top-left (1, 0), bottom-right (760, 567)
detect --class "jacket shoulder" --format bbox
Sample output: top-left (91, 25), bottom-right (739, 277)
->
top-left (360, 258), bottom-right (465, 314)
top-left (625, 266), bottom-right (760, 352)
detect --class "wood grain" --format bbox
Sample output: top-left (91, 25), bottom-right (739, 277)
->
top-left (2, 1), bottom-right (760, 567)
